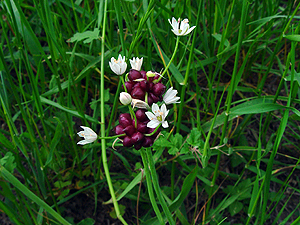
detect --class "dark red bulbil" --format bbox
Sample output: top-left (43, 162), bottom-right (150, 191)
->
top-left (128, 69), bottom-right (142, 81)
top-left (131, 87), bottom-right (145, 100)
top-left (114, 110), bottom-right (161, 149)
top-left (124, 82), bottom-right (134, 93)
top-left (123, 136), bottom-right (133, 147)
top-left (152, 83), bottom-right (166, 97)
top-left (142, 137), bottom-right (154, 147)
top-left (137, 122), bottom-right (147, 133)
top-left (119, 115), bottom-right (132, 127)
top-left (131, 132), bottom-right (144, 144)
top-left (123, 125), bottom-right (135, 137)
top-left (135, 109), bottom-right (147, 122)
top-left (115, 125), bottom-right (125, 136)
top-left (134, 143), bottom-right (142, 150)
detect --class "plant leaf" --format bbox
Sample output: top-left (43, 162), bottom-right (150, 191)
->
top-left (68, 28), bottom-right (100, 43)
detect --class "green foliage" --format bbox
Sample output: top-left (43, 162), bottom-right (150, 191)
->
top-left (0, 152), bottom-right (16, 173)
top-left (68, 28), bottom-right (100, 44)
top-left (1, 0), bottom-right (300, 224)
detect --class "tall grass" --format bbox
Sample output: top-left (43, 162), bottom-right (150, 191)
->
top-left (1, 0), bottom-right (300, 224)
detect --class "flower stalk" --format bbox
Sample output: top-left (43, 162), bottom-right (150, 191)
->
top-left (100, 1), bottom-right (127, 224)
top-left (159, 36), bottom-right (180, 83)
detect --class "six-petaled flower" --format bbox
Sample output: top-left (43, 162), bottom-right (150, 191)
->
top-left (163, 87), bottom-right (181, 104)
top-left (168, 17), bottom-right (196, 36)
top-left (145, 103), bottom-right (169, 128)
top-left (77, 126), bottom-right (97, 145)
top-left (130, 57), bottom-right (143, 71)
top-left (109, 54), bottom-right (127, 75)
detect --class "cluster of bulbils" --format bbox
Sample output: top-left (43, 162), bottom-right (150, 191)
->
top-left (113, 56), bottom-right (180, 150)
top-left (77, 17), bottom-right (195, 148)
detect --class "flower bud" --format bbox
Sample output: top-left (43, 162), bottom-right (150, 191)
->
top-left (131, 99), bottom-right (150, 109)
top-left (119, 92), bottom-right (132, 105)
top-left (146, 71), bottom-right (156, 78)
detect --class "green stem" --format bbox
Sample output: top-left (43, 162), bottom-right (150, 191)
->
top-left (120, 75), bottom-right (127, 92)
top-left (97, 134), bottom-right (126, 140)
top-left (140, 148), bottom-right (164, 224)
top-left (99, 1), bottom-right (127, 224)
top-left (106, 78), bottom-right (122, 136)
top-left (158, 36), bottom-right (180, 82)
top-left (145, 124), bottom-right (161, 136)
top-left (145, 148), bottom-right (175, 225)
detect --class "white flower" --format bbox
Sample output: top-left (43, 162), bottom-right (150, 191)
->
top-left (131, 99), bottom-right (150, 109)
top-left (163, 87), bottom-right (180, 104)
top-left (77, 126), bottom-right (97, 145)
top-left (119, 92), bottom-right (132, 105)
top-left (130, 57), bottom-right (143, 71)
top-left (145, 103), bottom-right (169, 128)
top-left (168, 17), bottom-right (196, 36)
top-left (109, 54), bottom-right (127, 75)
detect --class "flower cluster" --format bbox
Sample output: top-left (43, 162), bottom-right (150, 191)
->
top-left (77, 17), bottom-right (194, 147)
top-left (107, 52), bottom-right (183, 149)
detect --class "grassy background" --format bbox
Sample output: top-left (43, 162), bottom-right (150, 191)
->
top-left (1, 0), bottom-right (300, 224)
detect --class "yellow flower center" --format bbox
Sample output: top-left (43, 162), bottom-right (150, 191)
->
top-left (156, 110), bottom-right (164, 121)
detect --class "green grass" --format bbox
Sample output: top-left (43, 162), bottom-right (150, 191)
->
top-left (1, 0), bottom-right (300, 224)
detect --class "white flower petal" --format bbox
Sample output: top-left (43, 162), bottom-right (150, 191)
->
top-left (147, 120), bottom-right (160, 128)
top-left (152, 103), bottom-right (160, 116)
top-left (77, 140), bottom-right (92, 145)
top-left (162, 121), bottom-right (169, 128)
top-left (145, 111), bottom-right (157, 120)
